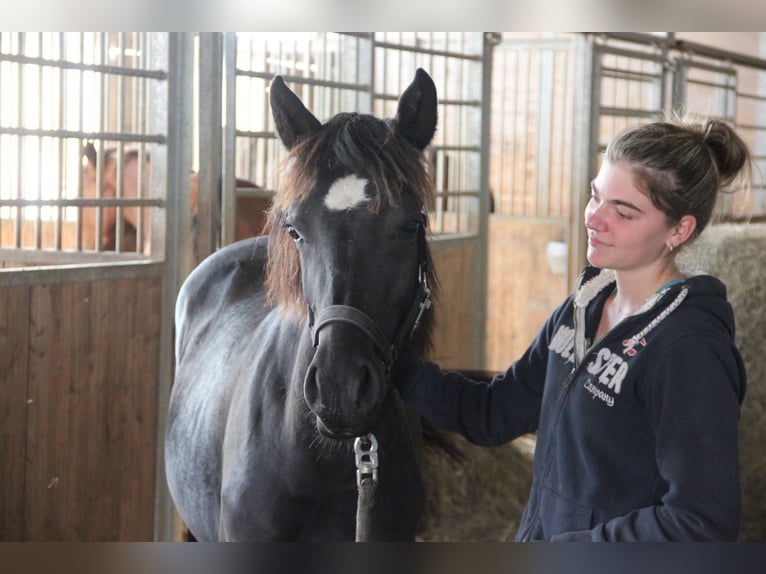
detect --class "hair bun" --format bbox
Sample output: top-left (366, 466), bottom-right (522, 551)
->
top-left (699, 119), bottom-right (750, 187)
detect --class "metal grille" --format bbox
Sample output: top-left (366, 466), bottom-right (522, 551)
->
top-left (229, 32), bottom-right (372, 200)
top-left (225, 32), bottom-right (485, 238)
top-left (489, 37), bottom-right (576, 218)
top-left (590, 34), bottom-right (766, 221)
top-left (374, 32), bottom-right (484, 236)
top-left (0, 32), bottom-right (169, 265)
top-left (675, 52), bottom-right (766, 218)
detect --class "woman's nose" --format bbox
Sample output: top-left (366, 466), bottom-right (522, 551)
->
top-left (584, 202), bottom-right (604, 231)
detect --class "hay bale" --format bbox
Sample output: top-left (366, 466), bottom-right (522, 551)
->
top-left (678, 223), bottom-right (766, 541)
top-left (417, 435), bottom-right (534, 541)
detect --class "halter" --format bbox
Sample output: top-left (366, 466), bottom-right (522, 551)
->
top-left (308, 219), bottom-right (432, 373)
top-left (305, 219), bottom-right (431, 542)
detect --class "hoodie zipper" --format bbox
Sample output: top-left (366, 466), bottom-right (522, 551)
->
top-left (519, 366), bottom-right (577, 541)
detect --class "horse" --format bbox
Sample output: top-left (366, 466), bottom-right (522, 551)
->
top-left (165, 68), bottom-right (443, 541)
top-left (80, 143), bottom-right (269, 266)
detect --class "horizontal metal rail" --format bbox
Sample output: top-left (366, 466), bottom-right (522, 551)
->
top-left (0, 52), bottom-right (168, 80)
top-left (0, 198), bottom-right (165, 208)
top-left (373, 40), bottom-right (482, 62)
top-left (0, 127), bottom-right (166, 144)
top-left (234, 69), bottom-right (370, 92)
top-left (602, 32), bottom-right (766, 72)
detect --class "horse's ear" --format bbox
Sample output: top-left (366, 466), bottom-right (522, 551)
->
top-left (270, 75), bottom-right (321, 150)
top-left (82, 141), bottom-right (97, 166)
top-left (395, 68), bottom-right (437, 151)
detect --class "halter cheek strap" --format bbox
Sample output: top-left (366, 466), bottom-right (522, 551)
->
top-left (308, 221), bottom-right (431, 373)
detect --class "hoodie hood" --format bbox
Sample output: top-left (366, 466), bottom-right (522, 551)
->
top-left (571, 267), bottom-right (736, 365)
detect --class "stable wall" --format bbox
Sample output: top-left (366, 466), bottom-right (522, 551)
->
top-left (0, 270), bottom-right (162, 540)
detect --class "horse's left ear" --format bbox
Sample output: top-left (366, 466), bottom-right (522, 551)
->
top-left (395, 68), bottom-right (438, 151)
top-left (270, 75), bottom-right (322, 150)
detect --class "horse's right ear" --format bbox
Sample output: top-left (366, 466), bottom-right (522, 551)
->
top-left (395, 68), bottom-right (438, 151)
top-left (270, 76), bottom-right (321, 150)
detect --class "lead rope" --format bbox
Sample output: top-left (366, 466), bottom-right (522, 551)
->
top-left (354, 433), bottom-right (379, 542)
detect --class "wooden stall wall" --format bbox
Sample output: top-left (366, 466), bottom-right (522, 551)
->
top-left (0, 273), bottom-right (162, 540)
top-left (485, 216), bottom-right (569, 371)
top-left (429, 239), bottom-right (481, 370)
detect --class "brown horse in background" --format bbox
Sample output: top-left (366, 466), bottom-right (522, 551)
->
top-left (80, 143), bottom-right (269, 266)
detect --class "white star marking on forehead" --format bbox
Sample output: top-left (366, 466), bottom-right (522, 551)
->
top-left (324, 175), bottom-right (370, 211)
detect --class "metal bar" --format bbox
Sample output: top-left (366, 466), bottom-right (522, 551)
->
top-left (235, 68), bottom-right (370, 92)
top-left (568, 35), bottom-right (596, 286)
top-left (14, 35), bottom-right (23, 248)
top-left (471, 32), bottom-right (497, 368)
top-left (55, 33), bottom-right (65, 251)
top-left (600, 67), bottom-right (663, 82)
top-left (153, 31), bottom-right (193, 542)
top-left (0, 127), bottom-right (166, 143)
top-left (603, 32), bottom-right (766, 72)
top-left (373, 40), bottom-right (482, 62)
top-left (196, 32), bottom-right (223, 261)
top-left (594, 43), bottom-right (666, 64)
top-left (537, 48), bottom-right (554, 217)
top-left (115, 33), bottom-right (125, 253)
top-left (34, 33), bottom-right (43, 250)
top-left (222, 32), bottom-right (237, 247)
top-left (599, 106), bottom-right (663, 119)
top-left (234, 130), bottom-right (278, 140)
top-left (0, 52), bottom-right (167, 79)
top-left (0, 198), bottom-right (165, 207)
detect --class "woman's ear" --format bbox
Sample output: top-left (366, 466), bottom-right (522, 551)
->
top-left (668, 214), bottom-right (697, 250)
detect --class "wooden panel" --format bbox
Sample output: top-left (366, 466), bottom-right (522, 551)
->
top-left (485, 216), bottom-right (568, 371)
top-left (0, 285), bottom-right (30, 540)
top-left (430, 240), bottom-right (479, 369)
top-left (22, 276), bottom-right (161, 540)
top-left (1, 219), bottom-right (79, 251)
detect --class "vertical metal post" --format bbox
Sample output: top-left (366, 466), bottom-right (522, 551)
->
top-left (568, 34), bottom-right (596, 287)
top-left (358, 33), bottom-right (374, 114)
top-left (196, 33), bottom-right (224, 262)
top-left (672, 56), bottom-right (688, 119)
top-left (153, 31), bottom-right (194, 542)
top-left (475, 33), bottom-right (500, 369)
top-left (221, 32), bottom-right (237, 247)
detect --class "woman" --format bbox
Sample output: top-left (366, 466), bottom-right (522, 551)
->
top-left (400, 118), bottom-right (751, 541)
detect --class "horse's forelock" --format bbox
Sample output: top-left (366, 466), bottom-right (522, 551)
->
top-left (264, 205), bottom-right (304, 319)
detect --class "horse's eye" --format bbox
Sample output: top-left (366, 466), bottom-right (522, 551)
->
top-left (285, 224), bottom-right (302, 243)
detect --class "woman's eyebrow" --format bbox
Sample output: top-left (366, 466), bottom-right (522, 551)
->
top-left (591, 180), bottom-right (645, 214)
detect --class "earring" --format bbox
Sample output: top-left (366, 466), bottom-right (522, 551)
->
top-left (668, 243), bottom-right (674, 252)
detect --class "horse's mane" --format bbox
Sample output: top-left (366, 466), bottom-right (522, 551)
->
top-left (264, 111), bottom-right (438, 357)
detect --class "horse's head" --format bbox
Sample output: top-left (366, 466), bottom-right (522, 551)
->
top-left (267, 69), bottom-right (438, 439)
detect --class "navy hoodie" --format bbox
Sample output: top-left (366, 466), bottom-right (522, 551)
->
top-left (401, 266), bottom-right (746, 541)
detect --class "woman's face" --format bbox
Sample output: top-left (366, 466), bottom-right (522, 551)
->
top-left (584, 160), bottom-right (676, 271)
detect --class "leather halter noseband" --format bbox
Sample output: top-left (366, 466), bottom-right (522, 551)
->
top-left (308, 220), bottom-right (431, 373)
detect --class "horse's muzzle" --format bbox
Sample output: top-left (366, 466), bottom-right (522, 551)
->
top-left (304, 326), bottom-right (389, 438)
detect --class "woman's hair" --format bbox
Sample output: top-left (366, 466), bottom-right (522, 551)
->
top-left (605, 118), bottom-right (751, 241)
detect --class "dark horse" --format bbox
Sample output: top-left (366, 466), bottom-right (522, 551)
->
top-left (165, 69), bottom-right (442, 541)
